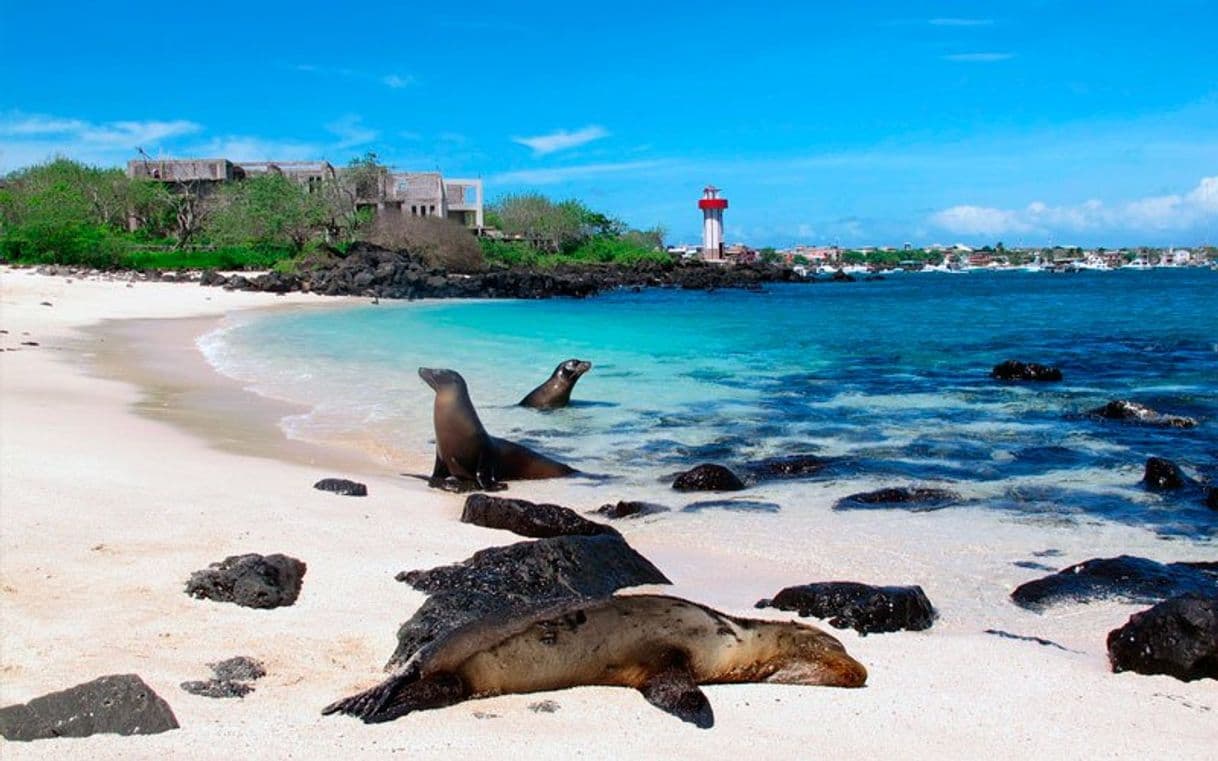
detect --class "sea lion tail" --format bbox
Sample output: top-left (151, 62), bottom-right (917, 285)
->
top-left (323, 671), bottom-right (466, 724)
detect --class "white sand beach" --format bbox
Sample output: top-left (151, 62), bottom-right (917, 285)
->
top-left (1, 267), bottom-right (1214, 760)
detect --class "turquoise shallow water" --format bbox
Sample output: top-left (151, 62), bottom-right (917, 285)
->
top-left (202, 269), bottom-right (1218, 539)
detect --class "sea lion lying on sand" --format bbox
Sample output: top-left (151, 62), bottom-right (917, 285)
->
top-left (419, 367), bottom-right (575, 490)
top-left (324, 594), bottom-right (867, 728)
top-left (519, 359), bottom-right (593, 409)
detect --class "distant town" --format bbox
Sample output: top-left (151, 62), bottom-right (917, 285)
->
top-left (667, 240), bottom-right (1218, 274)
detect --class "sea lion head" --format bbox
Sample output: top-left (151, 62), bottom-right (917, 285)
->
top-left (555, 359), bottom-right (592, 382)
top-left (761, 622), bottom-right (868, 688)
top-left (418, 367), bottom-right (468, 393)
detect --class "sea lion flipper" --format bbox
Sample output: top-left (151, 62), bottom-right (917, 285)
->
top-left (639, 660), bottom-right (714, 729)
top-left (429, 455), bottom-right (451, 482)
top-left (323, 672), bottom-right (466, 724)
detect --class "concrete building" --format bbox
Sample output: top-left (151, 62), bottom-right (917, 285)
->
top-left (362, 172), bottom-right (484, 229)
top-left (698, 185), bottom-right (728, 261)
top-left (127, 156), bottom-right (485, 230)
top-left (127, 158), bottom-right (243, 184)
top-left (236, 161), bottom-right (336, 192)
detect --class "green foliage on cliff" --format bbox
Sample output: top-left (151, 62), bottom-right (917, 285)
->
top-left (482, 193), bottom-right (668, 266)
top-left (1, 157), bottom-right (667, 271)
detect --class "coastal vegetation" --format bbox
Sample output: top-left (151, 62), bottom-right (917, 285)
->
top-left (0, 157), bottom-right (669, 273)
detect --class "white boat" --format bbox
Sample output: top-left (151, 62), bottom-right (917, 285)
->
top-left (1019, 256), bottom-right (1046, 273)
top-left (1122, 258), bottom-right (1151, 270)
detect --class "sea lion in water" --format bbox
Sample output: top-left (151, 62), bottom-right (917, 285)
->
top-left (519, 359), bottom-right (592, 409)
top-left (323, 594), bottom-right (866, 728)
top-left (419, 367), bottom-right (576, 490)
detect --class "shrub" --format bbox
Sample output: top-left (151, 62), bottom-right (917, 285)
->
top-left (0, 222), bottom-right (124, 268)
top-left (365, 214), bottom-right (485, 273)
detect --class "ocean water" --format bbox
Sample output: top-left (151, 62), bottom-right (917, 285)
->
top-left (201, 269), bottom-right (1218, 540)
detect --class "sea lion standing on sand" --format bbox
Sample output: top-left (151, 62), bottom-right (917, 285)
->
top-left (519, 359), bottom-right (592, 409)
top-left (323, 594), bottom-right (867, 728)
top-left (419, 367), bottom-right (576, 490)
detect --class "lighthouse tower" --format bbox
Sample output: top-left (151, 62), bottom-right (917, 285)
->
top-left (698, 185), bottom-right (728, 261)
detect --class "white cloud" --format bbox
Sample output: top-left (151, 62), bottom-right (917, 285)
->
top-left (183, 136), bottom-right (322, 162)
top-left (931, 176), bottom-right (1218, 236)
top-left (293, 64), bottom-right (415, 89)
top-left (1187, 176), bottom-right (1218, 212)
top-left (381, 74), bottom-right (414, 89)
top-left (324, 115), bottom-right (378, 150)
top-left (0, 112), bottom-right (202, 171)
top-left (929, 18), bottom-right (993, 27)
top-left (490, 160), bottom-right (662, 185)
top-left (512, 125), bottom-right (609, 156)
top-left (0, 112), bottom-right (200, 146)
top-left (931, 205), bottom-right (1033, 235)
top-left (943, 52), bottom-right (1014, 62)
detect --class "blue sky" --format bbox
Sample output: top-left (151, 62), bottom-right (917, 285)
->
top-left (2, 1), bottom-right (1216, 247)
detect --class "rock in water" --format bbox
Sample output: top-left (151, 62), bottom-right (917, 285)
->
top-left (991, 360), bottom-right (1062, 381)
top-left (1142, 457), bottom-right (1189, 491)
top-left (313, 478), bottom-right (368, 496)
top-left (1207, 487), bottom-right (1218, 511)
top-left (386, 534), bottom-right (670, 668)
top-left (1010, 555), bottom-right (1218, 611)
top-left (744, 454), bottom-right (830, 482)
top-left (460, 493), bottom-right (619, 538)
top-left (0, 674), bottom-right (179, 741)
top-left (185, 553), bottom-right (307, 609)
top-left (1087, 400), bottom-right (1197, 428)
top-left (671, 463), bottom-right (745, 492)
top-left (756, 582), bottom-right (936, 634)
top-left (833, 487), bottom-right (961, 512)
top-left (1107, 595), bottom-right (1218, 682)
top-left (594, 500), bottom-right (670, 519)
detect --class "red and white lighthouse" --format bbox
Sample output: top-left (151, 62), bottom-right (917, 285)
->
top-left (698, 185), bottom-right (728, 261)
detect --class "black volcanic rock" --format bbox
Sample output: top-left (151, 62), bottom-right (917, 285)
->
top-left (185, 553), bottom-right (306, 609)
top-left (0, 674), bottom-right (179, 741)
top-left (189, 242), bottom-right (804, 301)
top-left (180, 656), bottom-right (267, 699)
top-left (1107, 595), bottom-right (1218, 682)
top-left (671, 463), bottom-right (746, 492)
top-left (1088, 400), bottom-right (1197, 428)
top-left (593, 500), bottom-right (670, 519)
top-left (313, 478), bottom-right (368, 497)
top-left (1011, 555), bottom-right (1218, 611)
top-left (757, 582), bottom-right (936, 635)
top-left (460, 493), bottom-right (619, 538)
top-left (833, 486), bottom-right (961, 512)
top-left (386, 534), bottom-right (670, 668)
top-left (1142, 457), bottom-right (1189, 491)
top-left (745, 454), bottom-right (830, 482)
top-left (991, 360), bottom-right (1062, 382)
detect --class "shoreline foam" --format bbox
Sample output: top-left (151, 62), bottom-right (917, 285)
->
top-left (1, 268), bottom-right (1214, 759)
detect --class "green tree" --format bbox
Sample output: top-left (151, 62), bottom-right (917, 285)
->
top-left (0, 157), bottom-right (130, 265)
top-left (490, 193), bottom-right (587, 253)
top-left (204, 174), bottom-right (327, 252)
